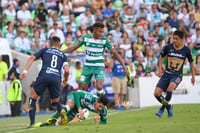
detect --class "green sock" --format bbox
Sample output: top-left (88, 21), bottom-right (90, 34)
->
top-left (52, 111), bottom-right (60, 119)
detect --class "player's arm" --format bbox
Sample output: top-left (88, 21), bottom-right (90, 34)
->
top-left (187, 47), bottom-right (195, 85)
top-left (158, 55), bottom-right (164, 77)
top-left (124, 59), bottom-right (133, 72)
top-left (20, 55), bottom-right (36, 79)
top-left (158, 45), bottom-right (168, 77)
top-left (62, 65), bottom-right (69, 86)
top-left (189, 61), bottom-right (195, 85)
top-left (62, 44), bottom-right (80, 53)
top-left (73, 92), bottom-right (84, 119)
top-left (108, 58), bottom-right (114, 70)
top-left (110, 48), bottom-right (128, 75)
top-left (94, 108), bottom-right (107, 125)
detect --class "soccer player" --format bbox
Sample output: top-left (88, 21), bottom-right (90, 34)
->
top-left (62, 22), bottom-right (128, 96)
top-left (20, 36), bottom-right (69, 127)
top-left (36, 90), bottom-right (108, 126)
top-left (154, 30), bottom-right (195, 117)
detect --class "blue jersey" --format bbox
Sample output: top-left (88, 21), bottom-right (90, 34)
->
top-left (34, 48), bottom-right (68, 81)
top-left (160, 44), bottom-right (193, 75)
top-left (112, 59), bottom-right (126, 78)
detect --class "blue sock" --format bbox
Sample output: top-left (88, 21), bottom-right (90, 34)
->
top-left (52, 102), bottom-right (62, 113)
top-left (165, 91), bottom-right (172, 101)
top-left (29, 98), bottom-right (36, 125)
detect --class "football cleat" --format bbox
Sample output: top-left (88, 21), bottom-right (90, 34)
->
top-left (34, 122), bottom-right (42, 128)
top-left (27, 124), bottom-right (35, 128)
top-left (60, 109), bottom-right (67, 125)
top-left (46, 118), bottom-right (57, 126)
top-left (155, 109), bottom-right (164, 117)
top-left (119, 106), bottom-right (126, 110)
top-left (167, 105), bottom-right (173, 118)
top-left (113, 106), bottom-right (121, 110)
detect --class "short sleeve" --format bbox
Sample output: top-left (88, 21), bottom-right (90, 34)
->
top-left (34, 48), bottom-right (44, 60)
top-left (186, 47), bottom-right (193, 62)
top-left (160, 45), bottom-right (168, 57)
top-left (105, 37), bottom-right (113, 50)
top-left (77, 36), bottom-right (85, 46)
top-left (63, 54), bottom-right (68, 66)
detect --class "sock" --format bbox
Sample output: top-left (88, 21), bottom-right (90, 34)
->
top-left (52, 111), bottom-right (60, 119)
top-left (165, 91), bottom-right (172, 101)
top-left (160, 104), bottom-right (165, 110)
top-left (166, 104), bottom-right (171, 110)
top-left (155, 95), bottom-right (164, 103)
top-left (29, 98), bottom-right (36, 125)
top-left (52, 102), bottom-right (62, 113)
top-left (65, 105), bottom-right (70, 112)
top-left (97, 89), bottom-right (105, 97)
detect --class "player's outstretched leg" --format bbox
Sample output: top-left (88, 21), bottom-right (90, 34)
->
top-left (27, 98), bottom-right (37, 128)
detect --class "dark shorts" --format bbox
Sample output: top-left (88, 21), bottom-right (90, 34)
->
top-left (156, 72), bottom-right (182, 92)
top-left (32, 76), bottom-right (61, 99)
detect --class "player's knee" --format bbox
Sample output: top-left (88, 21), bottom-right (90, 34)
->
top-left (96, 85), bottom-right (103, 91)
top-left (51, 98), bottom-right (60, 103)
top-left (154, 92), bottom-right (159, 97)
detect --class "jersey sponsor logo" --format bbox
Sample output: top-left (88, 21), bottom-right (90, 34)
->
top-left (84, 62), bottom-right (105, 67)
top-left (169, 53), bottom-right (184, 58)
top-left (86, 55), bottom-right (104, 60)
top-left (46, 67), bottom-right (59, 75)
top-left (46, 49), bottom-right (64, 57)
top-left (84, 38), bottom-right (106, 44)
top-left (86, 47), bottom-right (104, 53)
top-left (86, 51), bottom-right (103, 56)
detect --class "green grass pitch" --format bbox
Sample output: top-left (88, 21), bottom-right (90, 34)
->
top-left (0, 104), bottom-right (199, 133)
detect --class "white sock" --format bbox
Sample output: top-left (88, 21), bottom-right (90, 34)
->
top-left (97, 89), bottom-right (105, 95)
top-left (55, 120), bottom-right (59, 126)
top-left (65, 105), bottom-right (70, 111)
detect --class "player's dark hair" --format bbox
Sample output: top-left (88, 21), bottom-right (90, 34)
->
top-left (98, 95), bottom-right (108, 106)
top-left (50, 36), bottom-right (60, 47)
top-left (13, 71), bottom-right (19, 79)
top-left (93, 22), bottom-right (104, 29)
top-left (173, 30), bottom-right (185, 39)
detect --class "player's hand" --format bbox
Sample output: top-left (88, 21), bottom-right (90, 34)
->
top-left (123, 67), bottom-right (129, 76)
top-left (78, 108), bottom-right (84, 120)
top-left (20, 72), bottom-right (27, 80)
top-left (94, 118), bottom-right (99, 125)
top-left (61, 80), bottom-right (67, 88)
top-left (191, 76), bottom-right (195, 85)
top-left (158, 69), bottom-right (163, 77)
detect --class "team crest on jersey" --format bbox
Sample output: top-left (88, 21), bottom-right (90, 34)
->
top-left (175, 77), bottom-right (181, 84)
top-left (79, 38), bottom-right (83, 41)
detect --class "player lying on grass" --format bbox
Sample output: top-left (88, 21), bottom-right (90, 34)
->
top-left (35, 90), bottom-right (108, 127)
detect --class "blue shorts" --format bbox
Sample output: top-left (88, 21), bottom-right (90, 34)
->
top-left (156, 72), bottom-right (182, 92)
top-left (32, 75), bottom-right (61, 99)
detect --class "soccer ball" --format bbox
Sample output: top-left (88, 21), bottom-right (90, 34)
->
top-left (77, 108), bottom-right (89, 120)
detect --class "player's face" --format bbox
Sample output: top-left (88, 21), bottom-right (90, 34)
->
top-left (95, 102), bottom-right (105, 111)
top-left (173, 35), bottom-right (182, 47)
top-left (93, 27), bottom-right (104, 39)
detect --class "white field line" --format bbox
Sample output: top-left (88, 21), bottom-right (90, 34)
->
top-left (7, 128), bottom-right (35, 133)
top-left (6, 108), bottom-right (145, 133)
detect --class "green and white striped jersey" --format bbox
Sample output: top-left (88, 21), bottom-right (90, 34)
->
top-left (69, 90), bottom-right (107, 124)
top-left (77, 34), bottom-right (113, 67)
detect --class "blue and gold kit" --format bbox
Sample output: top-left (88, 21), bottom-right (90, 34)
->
top-left (157, 44), bottom-right (193, 91)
